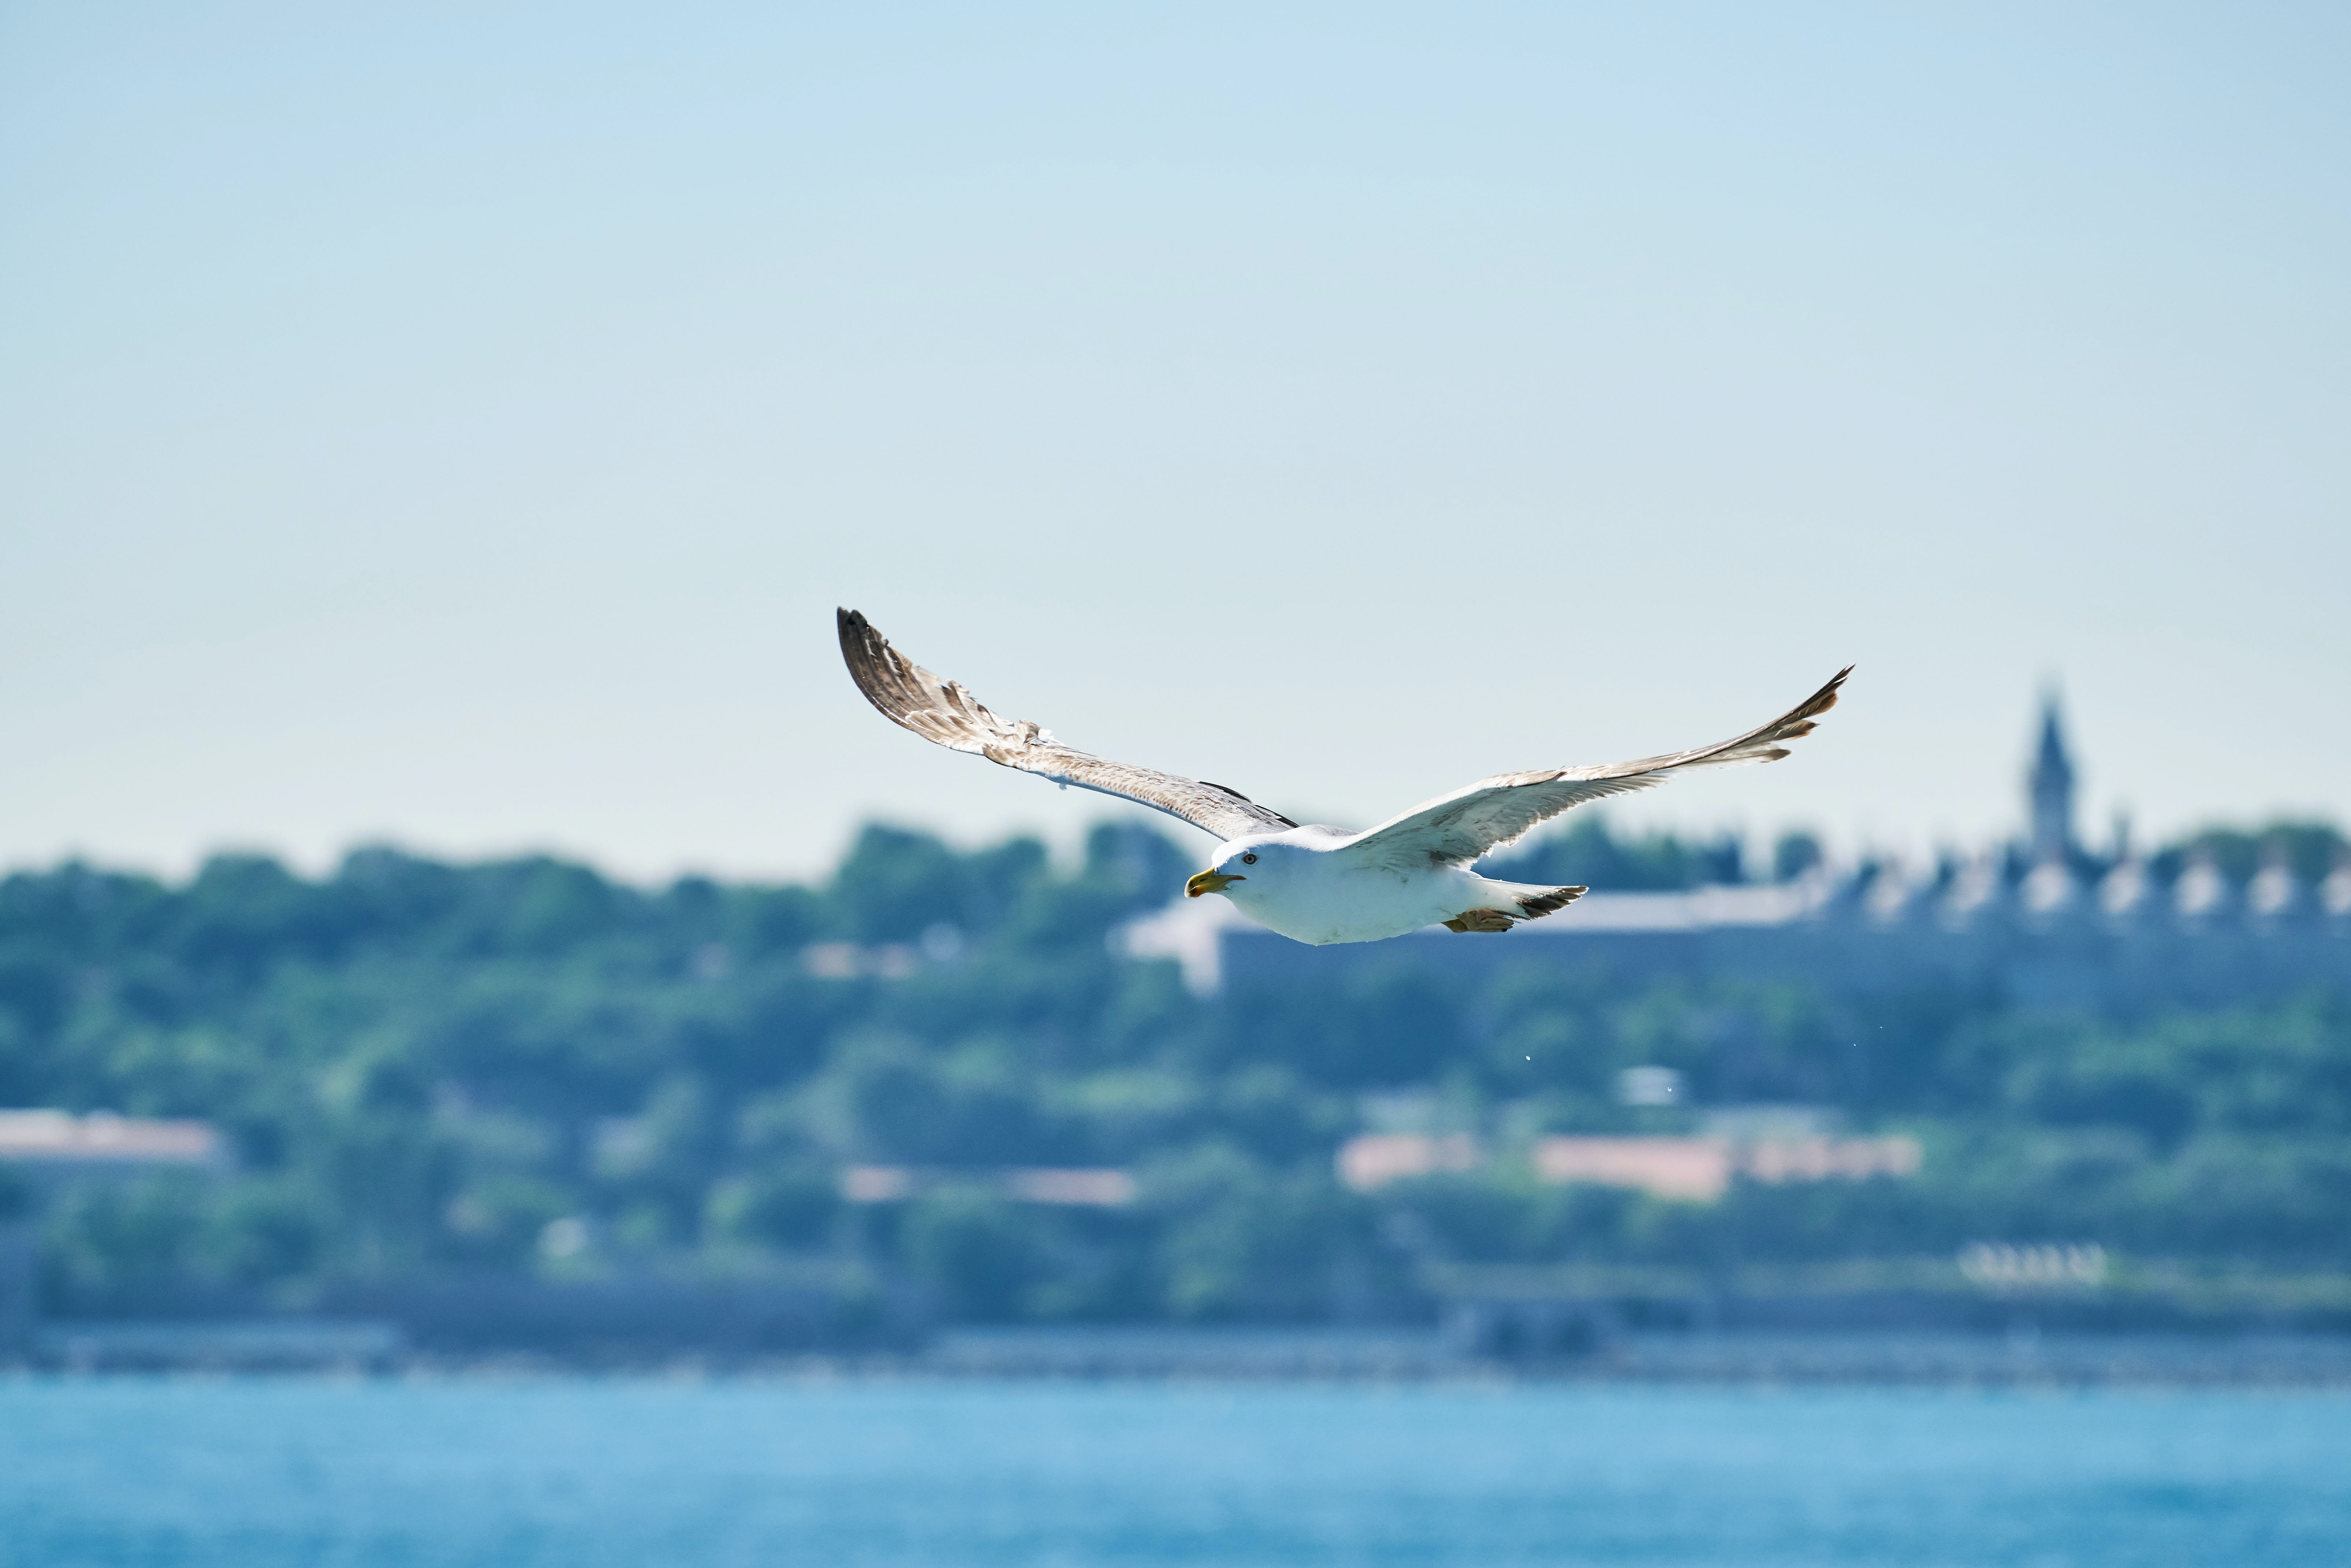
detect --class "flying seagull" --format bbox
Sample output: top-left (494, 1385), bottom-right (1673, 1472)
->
top-left (838, 608), bottom-right (1849, 947)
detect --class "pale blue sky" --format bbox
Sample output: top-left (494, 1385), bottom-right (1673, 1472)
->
top-left (3, 3), bottom-right (2346, 881)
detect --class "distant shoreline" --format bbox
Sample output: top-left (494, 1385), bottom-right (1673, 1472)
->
top-left (15, 1324), bottom-right (2351, 1389)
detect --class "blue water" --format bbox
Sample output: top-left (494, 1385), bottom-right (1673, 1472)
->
top-left (2, 1378), bottom-right (2347, 1567)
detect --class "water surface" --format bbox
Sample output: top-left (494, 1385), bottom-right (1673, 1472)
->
top-left (2, 1377), bottom-right (2346, 1566)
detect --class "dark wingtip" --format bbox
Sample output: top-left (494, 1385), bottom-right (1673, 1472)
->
top-left (837, 609), bottom-right (893, 708)
top-left (838, 608), bottom-right (882, 658)
top-left (1799, 665), bottom-right (1852, 720)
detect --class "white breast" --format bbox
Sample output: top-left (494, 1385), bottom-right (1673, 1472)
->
top-left (1225, 848), bottom-right (1472, 946)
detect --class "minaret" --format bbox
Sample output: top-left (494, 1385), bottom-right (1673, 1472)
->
top-left (2027, 694), bottom-right (2077, 866)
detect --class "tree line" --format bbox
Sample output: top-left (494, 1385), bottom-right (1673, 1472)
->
top-left (1, 815), bottom-right (2345, 1325)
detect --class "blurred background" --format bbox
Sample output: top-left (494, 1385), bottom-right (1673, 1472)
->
top-left (3, 3), bottom-right (2350, 1563)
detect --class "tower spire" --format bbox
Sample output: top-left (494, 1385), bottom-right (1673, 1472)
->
top-left (2028, 690), bottom-right (2077, 865)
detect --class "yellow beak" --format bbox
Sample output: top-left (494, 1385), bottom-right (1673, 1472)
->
top-left (1186, 870), bottom-right (1245, 899)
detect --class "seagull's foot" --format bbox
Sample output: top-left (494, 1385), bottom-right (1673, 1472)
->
top-left (1442, 908), bottom-right (1517, 934)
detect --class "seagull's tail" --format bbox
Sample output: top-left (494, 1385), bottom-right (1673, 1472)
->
top-left (1463, 878), bottom-right (1588, 923)
top-left (1513, 884), bottom-right (1587, 919)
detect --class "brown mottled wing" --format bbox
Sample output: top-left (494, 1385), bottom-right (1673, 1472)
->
top-left (1341, 667), bottom-right (1852, 870)
top-left (837, 609), bottom-right (1298, 842)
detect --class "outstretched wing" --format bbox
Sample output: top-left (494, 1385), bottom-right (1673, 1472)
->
top-left (837, 608), bottom-right (1298, 842)
top-left (1342, 667), bottom-right (1852, 870)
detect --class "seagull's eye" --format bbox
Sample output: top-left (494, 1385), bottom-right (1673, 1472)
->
top-left (1241, 852), bottom-right (1258, 865)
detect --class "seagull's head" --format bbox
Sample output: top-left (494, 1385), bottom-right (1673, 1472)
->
top-left (1186, 841), bottom-right (1270, 899)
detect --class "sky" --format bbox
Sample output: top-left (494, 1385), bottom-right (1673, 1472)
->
top-left (3, 2), bottom-right (2346, 885)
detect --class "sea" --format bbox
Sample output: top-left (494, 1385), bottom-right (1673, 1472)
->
top-left (2, 1376), bottom-right (2348, 1567)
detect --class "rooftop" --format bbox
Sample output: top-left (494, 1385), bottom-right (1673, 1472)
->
top-left (0, 1110), bottom-right (224, 1168)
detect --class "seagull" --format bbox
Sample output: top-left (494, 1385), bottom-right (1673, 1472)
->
top-left (838, 609), bottom-right (1849, 947)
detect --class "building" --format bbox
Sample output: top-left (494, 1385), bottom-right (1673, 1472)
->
top-left (0, 1110), bottom-right (224, 1173)
top-left (1126, 695), bottom-right (2350, 1009)
top-left (0, 1111), bottom-right (230, 1352)
top-left (1336, 1125), bottom-right (1921, 1203)
top-left (838, 1166), bottom-right (1137, 1206)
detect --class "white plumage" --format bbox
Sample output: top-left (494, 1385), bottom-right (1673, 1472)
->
top-left (838, 609), bottom-right (1849, 947)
